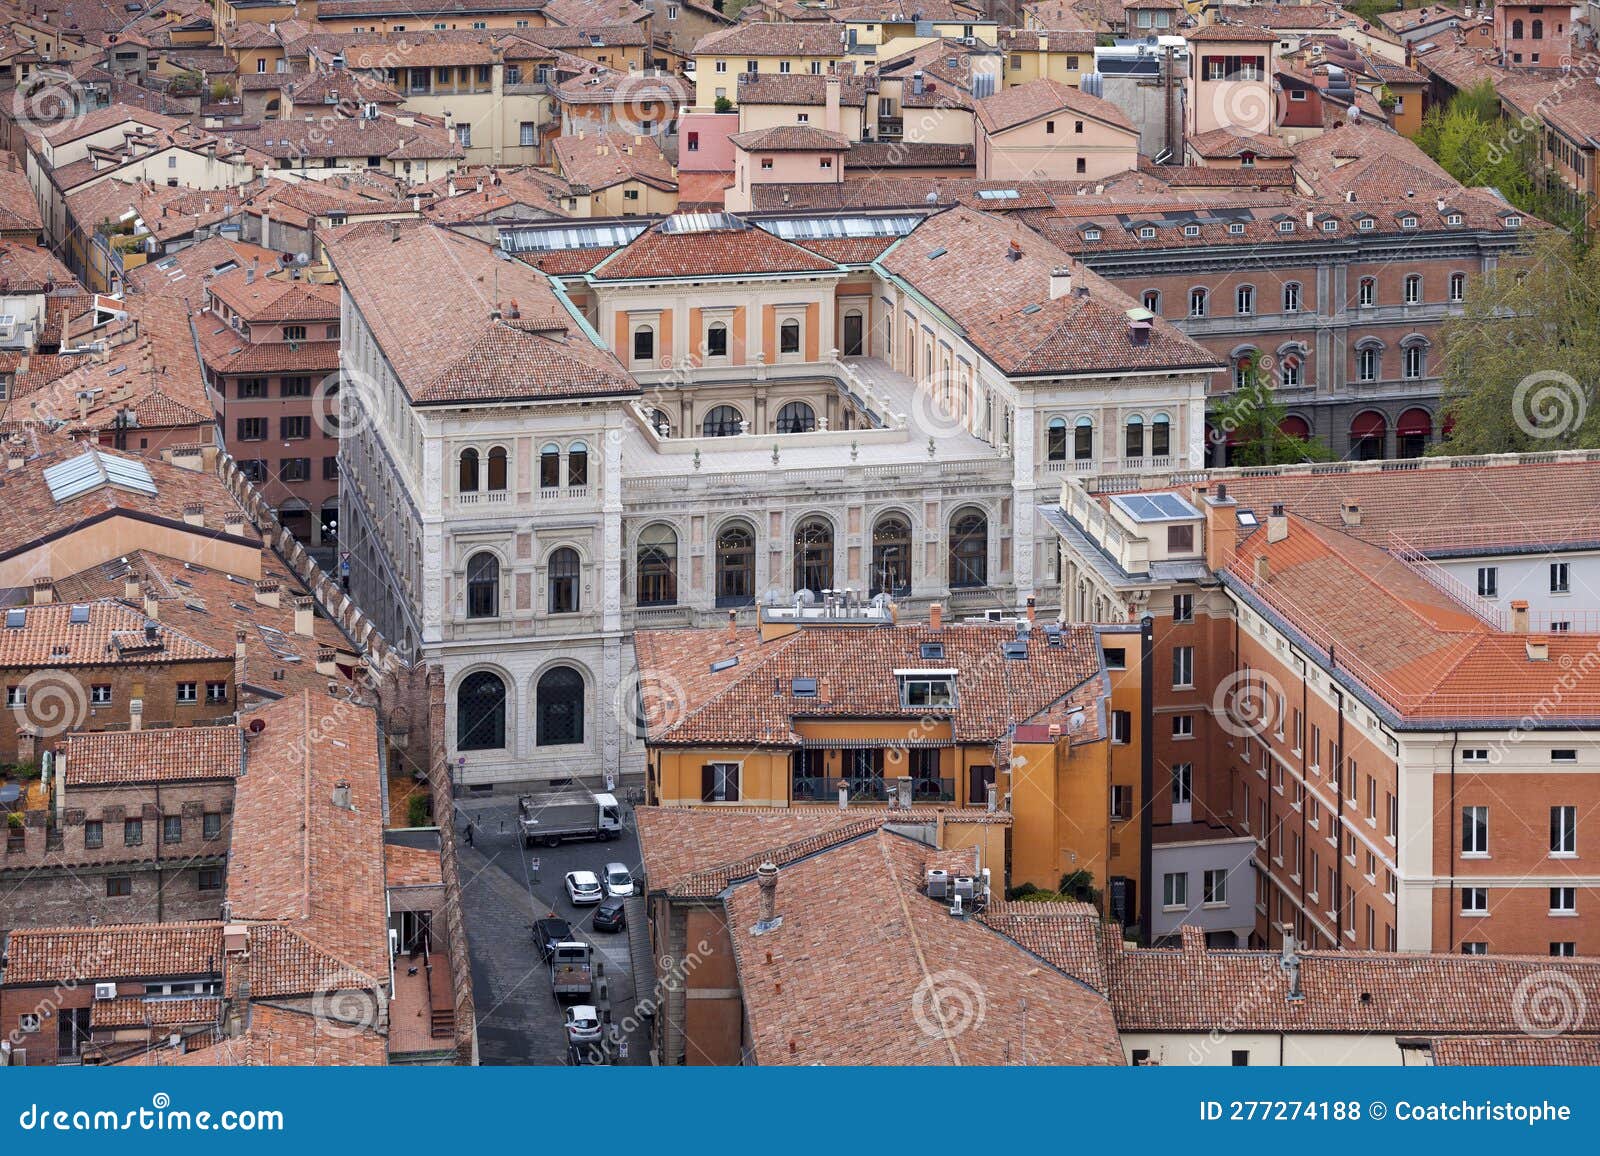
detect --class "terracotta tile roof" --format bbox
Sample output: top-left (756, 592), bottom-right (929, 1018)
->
top-left (0, 599), bottom-right (222, 667)
top-left (787, 234), bottom-right (899, 263)
top-left (1185, 22), bottom-right (1281, 41)
top-left (635, 618), bottom-right (1103, 746)
top-left (541, 0), bottom-right (650, 24)
top-left (93, 996), bottom-right (223, 1028)
top-left (1000, 27), bottom-right (1099, 53)
top-left (195, 329), bottom-right (341, 376)
top-left (513, 23), bottom-right (649, 49)
top-left (637, 805), bottom-right (1009, 898)
top-left (734, 72), bottom-right (870, 106)
top-left (692, 22), bottom-right (848, 56)
top-left (39, 103), bottom-right (185, 148)
top-left (552, 130), bottom-right (676, 192)
top-left (223, 115), bottom-right (461, 163)
top-left (3, 922), bottom-right (224, 985)
top-left (843, 140), bottom-right (973, 168)
top-left (730, 124), bottom-right (850, 151)
top-left (555, 65), bottom-right (691, 106)
top-left (61, 726), bottom-right (244, 786)
top-left (206, 267), bottom-right (341, 324)
top-left (325, 220), bottom-right (636, 405)
top-left (979, 900), bottom-right (1109, 991)
top-left (135, 1003), bottom-right (387, 1066)
top-left (385, 843), bottom-right (443, 887)
top-left (977, 77), bottom-right (1135, 134)
top-left (65, 176), bottom-right (257, 247)
top-left (879, 205), bottom-right (1219, 375)
top-left (590, 215), bottom-right (838, 280)
top-left (0, 240), bottom-right (72, 290)
top-left (1290, 120), bottom-right (1457, 198)
top-left (1217, 2), bottom-right (1350, 30)
top-left (1430, 1035), bottom-right (1600, 1066)
top-left (225, 693), bottom-right (387, 991)
top-left (1187, 125), bottom-right (1295, 160)
top-left (724, 828), bottom-right (1124, 1065)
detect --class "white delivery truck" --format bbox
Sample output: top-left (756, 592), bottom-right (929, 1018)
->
top-left (518, 789), bottom-right (623, 848)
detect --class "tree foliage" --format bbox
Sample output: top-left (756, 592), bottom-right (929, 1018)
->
top-left (1210, 359), bottom-right (1333, 466)
top-left (1436, 231), bottom-right (1600, 453)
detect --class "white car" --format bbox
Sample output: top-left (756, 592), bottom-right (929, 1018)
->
top-left (564, 1004), bottom-right (602, 1043)
top-left (565, 870), bottom-right (603, 906)
top-left (603, 862), bottom-right (635, 898)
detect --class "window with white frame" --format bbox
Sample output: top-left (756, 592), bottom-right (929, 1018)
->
top-left (1172, 645), bottom-right (1194, 687)
top-left (1203, 868), bottom-right (1227, 905)
top-left (1404, 274), bottom-right (1422, 304)
top-left (1171, 762), bottom-right (1193, 804)
top-left (1551, 885), bottom-right (1577, 914)
top-left (1282, 282), bottom-right (1301, 312)
top-left (1476, 567), bottom-right (1498, 598)
top-left (1552, 805), bottom-right (1577, 854)
top-left (1162, 871), bottom-right (1188, 908)
top-left (1461, 885), bottom-right (1487, 913)
top-left (1462, 805), bottom-right (1488, 855)
top-left (1172, 714), bottom-right (1193, 739)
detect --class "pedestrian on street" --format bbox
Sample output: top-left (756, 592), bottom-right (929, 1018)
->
top-left (464, 819), bottom-right (474, 847)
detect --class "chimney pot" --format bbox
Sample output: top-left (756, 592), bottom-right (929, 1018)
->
top-left (1510, 600), bottom-right (1530, 633)
top-left (930, 602), bottom-right (943, 630)
top-left (254, 580), bottom-right (280, 608)
top-left (1526, 634), bottom-right (1550, 662)
top-left (726, 608), bottom-right (738, 642)
top-left (1254, 554), bottom-right (1270, 585)
top-left (1049, 265), bottom-right (1073, 299)
top-left (1266, 505), bottom-right (1289, 544)
top-left (292, 595), bottom-right (315, 637)
top-left (755, 861), bottom-right (780, 929)
top-left (1340, 501), bottom-right (1361, 526)
top-left (31, 577), bottom-right (54, 604)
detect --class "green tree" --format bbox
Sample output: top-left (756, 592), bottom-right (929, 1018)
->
top-left (1210, 358), bottom-right (1333, 466)
top-left (1436, 231), bottom-right (1600, 453)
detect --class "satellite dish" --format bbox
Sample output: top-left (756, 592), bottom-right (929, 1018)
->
top-left (248, 718), bottom-right (266, 734)
top-left (294, 252), bottom-right (311, 266)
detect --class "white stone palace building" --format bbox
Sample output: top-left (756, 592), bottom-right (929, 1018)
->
top-left (327, 206), bottom-right (1217, 785)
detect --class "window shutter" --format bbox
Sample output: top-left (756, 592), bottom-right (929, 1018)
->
top-left (725, 766), bottom-right (739, 803)
top-left (701, 764), bottom-right (716, 803)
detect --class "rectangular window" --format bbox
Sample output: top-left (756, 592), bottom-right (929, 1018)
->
top-left (84, 820), bottom-right (103, 849)
top-left (1170, 763), bottom-right (1193, 804)
top-left (282, 326), bottom-right (307, 343)
top-left (203, 812), bottom-right (222, 840)
top-left (323, 456), bottom-right (340, 481)
top-left (1103, 647), bottom-right (1126, 670)
top-left (1461, 886), bottom-right (1487, 913)
top-left (1111, 709), bottom-right (1131, 744)
top-left (1552, 805), bottom-right (1576, 854)
top-left (163, 815), bottom-right (183, 844)
top-left (1552, 942), bottom-right (1576, 957)
top-left (701, 762), bottom-right (740, 803)
top-left (279, 458), bottom-right (311, 483)
top-left (280, 415), bottom-right (311, 440)
top-left (90, 684), bottom-right (112, 705)
top-left (279, 375), bottom-right (311, 397)
top-left (1462, 805), bottom-right (1488, 855)
top-left (1203, 868), bottom-right (1227, 905)
top-left (198, 867), bottom-right (223, 891)
top-left (1172, 714), bottom-right (1193, 739)
top-left (106, 875), bottom-right (132, 897)
top-left (124, 818), bottom-right (143, 846)
top-left (1551, 885), bottom-right (1576, 914)
top-left (1551, 562), bottom-right (1570, 593)
top-left (1162, 871), bottom-right (1187, 908)
top-left (1172, 593), bottom-right (1193, 622)
top-left (1461, 748), bottom-right (1490, 762)
top-left (1172, 645), bottom-right (1194, 687)
top-left (901, 677), bottom-right (954, 708)
top-left (520, 122), bottom-right (536, 147)
top-left (237, 377), bottom-right (266, 399)
top-left (1110, 785), bottom-right (1133, 820)
top-left (1462, 941), bottom-right (1487, 955)
top-left (237, 417), bottom-right (266, 441)
top-left (176, 682), bottom-right (197, 705)
top-left (1476, 567), bottom-right (1498, 598)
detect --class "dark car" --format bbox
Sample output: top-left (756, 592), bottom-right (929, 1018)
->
top-left (568, 1041), bottom-right (607, 1066)
top-left (593, 898), bottom-right (627, 932)
top-left (534, 916), bottom-right (574, 960)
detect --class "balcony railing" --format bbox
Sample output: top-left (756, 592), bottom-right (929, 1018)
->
top-left (790, 776), bottom-right (955, 803)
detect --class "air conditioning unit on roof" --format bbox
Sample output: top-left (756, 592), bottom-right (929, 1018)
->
top-left (94, 983), bottom-right (117, 1000)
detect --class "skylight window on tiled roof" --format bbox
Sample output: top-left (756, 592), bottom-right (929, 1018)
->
top-left (709, 656), bottom-right (739, 673)
top-left (762, 215), bottom-right (920, 239)
top-left (791, 677), bottom-right (818, 697)
top-left (920, 641), bottom-right (944, 660)
top-left (69, 604), bottom-right (90, 624)
top-left (5, 608), bottom-right (25, 629)
top-left (1001, 640), bottom-right (1028, 660)
top-left (43, 449), bottom-right (157, 502)
top-left (977, 188), bottom-right (1020, 200)
top-left (498, 221), bottom-right (647, 253)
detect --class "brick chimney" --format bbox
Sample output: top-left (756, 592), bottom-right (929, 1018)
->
top-left (234, 629), bottom-right (248, 660)
top-left (291, 595), bottom-right (315, 637)
top-left (929, 602), bottom-right (943, 630)
top-left (1266, 502), bottom-right (1288, 544)
top-left (817, 676), bottom-right (832, 703)
top-left (1509, 600), bottom-right (1530, 633)
top-left (315, 647), bottom-right (338, 676)
top-left (223, 513), bottom-right (246, 537)
top-left (142, 585), bottom-right (160, 621)
top-left (1026, 596), bottom-right (1037, 626)
top-left (753, 861), bottom-right (781, 932)
top-left (1253, 554), bottom-right (1270, 585)
top-left (1526, 634), bottom-right (1550, 662)
top-left (1202, 483), bottom-right (1237, 572)
top-left (1339, 501), bottom-right (1361, 527)
top-left (182, 503), bottom-right (204, 528)
top-left (254, 579), bottom-right (280, 608)
top-left (726, 608), bottom-right (738, 643)
top-left (31, 577), bottom-right (53, 604)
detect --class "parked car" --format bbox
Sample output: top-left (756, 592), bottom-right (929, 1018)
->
top-left (564, 1004), bottom-right (602, 1044)
top-left (533, 916), bottom-right (573, 961)
top-left (565, 870), bottom-right (603, 906)
top-left (567, 1041), bottom-right (606, 1066)
top-left (594, 897), bottom-right (627, 932)
top-left (603, 862), bottom-right (635, 898)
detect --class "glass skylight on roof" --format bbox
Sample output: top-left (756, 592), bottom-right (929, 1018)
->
top-left (1110, 492), bottom-right (1202, 523)
top-left (977, 189), bottom-right (1020, 200)
top-left (760, 215), bottom-right (921, 240)
top-left (658, 211), bottom-right (746, 234)
top-left (43, 449), bottom-right (157, 502)
top-left (498, 222), bottom-right (647, 253)
top-left (5, 608), bottom-right (26, 629)
top-left (709, 656), bottom-right (739, 673)
top-left (69, 605), bottom-right (90, 624)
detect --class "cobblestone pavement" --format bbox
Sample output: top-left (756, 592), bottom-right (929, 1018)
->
top-left (454, 787), bottom-right (654, 1066)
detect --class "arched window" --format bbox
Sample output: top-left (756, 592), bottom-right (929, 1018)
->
top-left (1282, 282), bottom-right (1301, 312)
top-left (775, 400), bottom-right (816, 433)
top-left (457, 671), bottom-right (506, 751)
top-left (1074, 416), bottom-right (1093, 461)
top-left (536, 666), bottom-right (584, 746)
top-left (466, 552), bottom-right (499, 619)
top-left (648, 408), bottom-right (672, 436)
top-left (486, 445), bottom-right (507, 491)
top-left (1189, 287), bottom-right (1208, 317)
top-left (1280, 350), bottom-right (1302, 387)
top-left (1404, 274), bottom-right (1422, 305)
top-left (779, 317), bottom-right (801, 354)
top-left (1403, 344), bottom-right (1426, 379)
top-left (548, 547), bottom-right (580, 613)
top-left (716, 521), bottom-right (755, 606)
top-left (632, 325), bottom-right (654, 362)
top-left (871, 515), bottom-right (912, 597)
top-left (458, 447), bottom-right (479, 492)
top-left (706, 322), bottom-right (728, 358)
top-left (636, 524), bottom-right (678, 606)
top-left (1358, 277), bottom-right (1376, 307)
top-left (540, 443), bottom-right (560, 489)
top-left (1236, 284), bottom-right (1254, 315)
top-left (949, 509), bottom-right (988, 588)
top-left (1233, 351), bottom-right (1258, 390)
top-left (567, 441), bottom-right (588, 487)
top-left (1124, 414), bottom-right (1144, 459)
top-left (794, 517), bottom-right (833, 594)
top-left (1449, 272), bottom-right (1465, 303)
top-left (1512, 17), bottom-right (1524, 38)
top-left (1151, 413), bottom-right (1171, 457)
top-left (703, 405), bottom-right (743, 437)
top-left (1398, 408), bottom-right (1433, 457)
top-left (1142, 289), bottom-right (1160, 313)
top-left (1046, 416), bottom-right (1068, 461)
top-left (1532, 18), bottom-right (1543, 38)
top-left (1350, 410), bottom-right (1386, 460)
